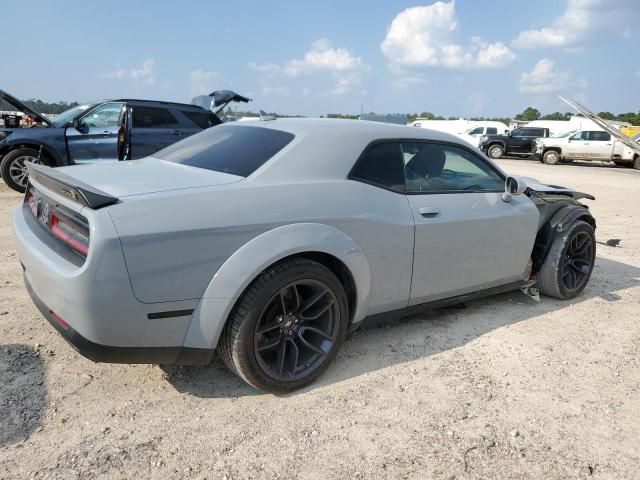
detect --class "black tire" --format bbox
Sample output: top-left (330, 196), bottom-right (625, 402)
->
top-left (633, 155), bottom-right (640, 170)
top-left (487, 144), bottom-right (504, 159)
top-left (537, 220), bottom-right (596, 300)
top-left (0, 148), bottom-right (49, 193)
top-left (613, 160), bottom-right (629, 167)
top-left (219, 257), bottom-right (349, 393)
top-left (542, 150), bottom-right (561, 165)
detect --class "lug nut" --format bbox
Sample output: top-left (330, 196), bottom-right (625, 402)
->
top-left (288, 330), bottom-right (294, 335)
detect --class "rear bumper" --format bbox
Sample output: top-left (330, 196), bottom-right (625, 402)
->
top-left (24, 273), bottom-right (213, 365)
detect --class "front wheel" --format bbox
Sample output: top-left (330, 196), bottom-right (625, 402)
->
top-left (542, 150), bottom-right (561, 165)
top-left (537, 220), bottom-right (596, 300)
top-left (487, 144), bottom-right (504, 159)
top-left (218, 258), bottom-right (349, 393)
top-left (0, 148), bottom-right (45, 193)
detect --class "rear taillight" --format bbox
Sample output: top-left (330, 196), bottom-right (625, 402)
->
top-left (50, 310), bottom-right (70, 330)
top-left (50, 213), bottom-right (90, 256)
top-left (27, 190), bottom-right (38, 216)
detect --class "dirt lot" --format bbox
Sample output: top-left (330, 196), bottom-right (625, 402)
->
top-left (1, 159), bottom-right (639, 479)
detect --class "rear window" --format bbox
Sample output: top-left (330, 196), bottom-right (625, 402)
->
top-left (181, 110), bottom-right (221, 129)
top-left (155, 125), bottom-right (295, 177)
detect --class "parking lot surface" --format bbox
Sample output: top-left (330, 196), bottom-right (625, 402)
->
top-left (1, 159), bottom-right (639, 479)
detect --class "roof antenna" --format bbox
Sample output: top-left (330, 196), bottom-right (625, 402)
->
top-left (259, 110), bottom-right (276, 121)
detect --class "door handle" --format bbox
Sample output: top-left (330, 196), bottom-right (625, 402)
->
top-left (419, 206), bottom-right (441, 218)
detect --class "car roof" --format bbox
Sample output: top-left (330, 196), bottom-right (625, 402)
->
top-left (110, 99), bottom-right (204, 110)
top-left (218, 118), bottom-right (499, 184)
top-left (232, 117), bottom-right (464, 142)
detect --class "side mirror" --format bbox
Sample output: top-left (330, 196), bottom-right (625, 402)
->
top-left (73, 118), bottom-right (88, 132)
top-left (502, 176), bottom-right (528, 203)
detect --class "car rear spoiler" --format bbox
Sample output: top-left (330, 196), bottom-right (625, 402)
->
top-left (26, 163), bottom-right (118, 209)
top-left (191, 90), bottom-right (252, 115)
top-left (559, 96), bottom-right (640, 155)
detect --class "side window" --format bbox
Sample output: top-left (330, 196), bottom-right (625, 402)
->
top-left (468, 127), bottom-right (484, 135)
top-left (350, 142), bottom-right (405, 192)
top-left (511, 129), bottom-right (525, 137)
top-left (80, 103), bottom-right (124, 129)
top-left (571, 131), bottom-right (588, 140)
top-left (486, 127), bottom-right (497, 134)
top-left (588, 131), bottom-right (611, 141)
top-left (403, 143), bottom-right (503, 193)
top-left (132, 107), bottom-right (180, 129)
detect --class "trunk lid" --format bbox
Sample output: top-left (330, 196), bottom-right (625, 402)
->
top-left (30, 158), bottom-right (242, 201)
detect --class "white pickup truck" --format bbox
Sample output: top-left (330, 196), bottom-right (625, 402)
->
top-left (532, 129), bottom-right (640, 169)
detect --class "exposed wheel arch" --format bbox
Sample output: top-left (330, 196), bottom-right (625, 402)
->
top-left (0, 142), bottom-right (63, 167)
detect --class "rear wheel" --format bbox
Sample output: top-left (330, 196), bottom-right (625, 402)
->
top-left (542, 150), bottom-right (560, 165)
top-left (219, 258), bottom-right (349, 393)
top-left (0, 148), bottom-right (48, 193)
top-left (487, 144), bottom-right (504, 159)
top-left (537, 220), bottom-right (596, 300)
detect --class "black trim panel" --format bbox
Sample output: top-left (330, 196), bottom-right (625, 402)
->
top-left (350, 280), bottom-right (526, 333)
top-left (25, 275), bottom-right (213, 365)
top-left (147, 309), bottom-right (194, 320)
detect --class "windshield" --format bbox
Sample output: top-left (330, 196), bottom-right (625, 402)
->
top-left (51, 104), bottom-right (95, 127)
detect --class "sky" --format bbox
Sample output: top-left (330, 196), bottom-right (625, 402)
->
top-left (2, 0), bottom-right (639, 117)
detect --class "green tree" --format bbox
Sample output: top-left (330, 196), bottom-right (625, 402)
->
top-left (540, 111), bottom-right (572, 120)
top-left (514, 107), bottom-right (541, 121)
top-left (597, 111), bottom-right (616, 120)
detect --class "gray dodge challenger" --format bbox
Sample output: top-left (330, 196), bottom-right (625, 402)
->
top-left (12, 119), bottom-right (596, 392)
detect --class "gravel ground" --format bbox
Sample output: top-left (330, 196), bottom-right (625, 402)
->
top-left (1, 159), bottom-right (639, 480)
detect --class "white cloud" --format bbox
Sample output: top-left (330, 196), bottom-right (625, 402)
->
top-left (250, 39), bottom-right (368, 95)
top-left (381, 1), bottom-right (515, 70)
top-left (106, 58), bottom-right (155, 86)
top-left (189, 69), bottom-right (217, 96)
top-left (519, 59), bottom-right (587, 94)
top-left (512, 0), bottom-right (635, 49)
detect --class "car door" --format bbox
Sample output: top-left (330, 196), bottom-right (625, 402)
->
top-left (510, 128), bottom-right (539, 154)
top-left (564, 131), bottom-right (589, 159)
top-left (401, 141), bottom-right (539, 305)
top-left (129, 106), bottom-right (183, 159)
top-left (65, 102), bottom-right (124, 163)
top-left (586, 131), bottom-right (614, 159)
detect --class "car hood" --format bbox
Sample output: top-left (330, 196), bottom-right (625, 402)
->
top-left (51, 158), bottom-right (243, 198)
top-left (0, 89), bottom-right (52, 127)
top-left (521, 176), bottom-right (595, 201)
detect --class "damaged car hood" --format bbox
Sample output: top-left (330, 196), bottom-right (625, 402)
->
top-left (521, 176), bottom-right (595, 201)
top-left (0, 89), bottom-right (52, 127)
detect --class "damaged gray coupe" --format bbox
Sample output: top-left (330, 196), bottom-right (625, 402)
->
top-left (13, 119), bottom-right (596, 392)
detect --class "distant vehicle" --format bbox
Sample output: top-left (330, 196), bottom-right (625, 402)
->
top-left (458, 122), bottom-right (509, 147)
top-left (14, 119), bottom-right (596, 392)
top-left (0, 89), bottom-right (250, 192)
top-left (532, 130), bottom-right (640, 168)
top-left (479, 127), bottom-right (550, 159)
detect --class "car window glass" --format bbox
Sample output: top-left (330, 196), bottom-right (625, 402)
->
top-left (80, 103), bottom-right (123, 129)
top-left (181, 110), bottom-right (221, 129)
top-left (402, 143), bottom-right (503, 193)
top-left (588, 131), bottom-right (610, 141)
top-left (132, 107), bottom-right (180, 129)
top-left (570, 131), bottom-right (586, 140)
top-left (468, 127), bottom-right (484, 135)
top-left (351, 142), bottom-right (405, 192)
top-left (487, 127), bottom-right (497, 134)
top-left (155, 125), bottom-right (294, 177)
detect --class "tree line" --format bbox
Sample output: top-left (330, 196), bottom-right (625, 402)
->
top-left (4, 100), bottom-right (640, 126)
